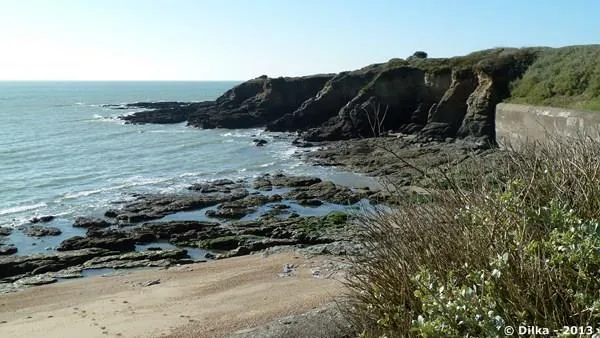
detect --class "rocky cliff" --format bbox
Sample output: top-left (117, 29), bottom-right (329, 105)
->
top-left (118, 47), bottom-right (542, 144)
top-left (187, 74), bottom-right (334, 129)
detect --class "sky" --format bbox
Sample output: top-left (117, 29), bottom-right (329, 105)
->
top-left (0, 0), bottom-right (598, 81)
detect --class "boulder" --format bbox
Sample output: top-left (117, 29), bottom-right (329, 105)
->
top-left (0, 227), bottom-right (13, 236)
top-left (73, 217), bottom-right (112, 228)
top-left (20, 225), bottom-right (62, 237)
top-left (0, 245), bottom-right (17, 255)
top-left (29, 215), bottom-right (55, 223)
top-left (253, 139), bottom-right (268, 146)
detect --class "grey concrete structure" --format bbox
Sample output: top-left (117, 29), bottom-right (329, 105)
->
top-left (496, 103), bottom-right (600, 148)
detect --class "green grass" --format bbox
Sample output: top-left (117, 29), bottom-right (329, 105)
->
top-left (507, 45), bottom-right (600, 111)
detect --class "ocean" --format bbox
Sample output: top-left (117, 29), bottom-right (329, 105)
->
top-left (0, 81), bottom-right (375, 235)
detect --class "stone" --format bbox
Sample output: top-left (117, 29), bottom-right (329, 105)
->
top-left (0, 246), bottom-right (17, 256)
top-left (16, 275), bottom-right (57, 286)
top-left (0, 227), bottom-right (13, 236)
top-left (73, 217), bottom-right (112, 228)
top-left (57, 231), bottom-right (135, 252)
top-left (29, 215), bottom-right (55, 223)
top-left (20, 225), bottom-right (62, 237)
top-left (253, 139), bottom-right (268, 146)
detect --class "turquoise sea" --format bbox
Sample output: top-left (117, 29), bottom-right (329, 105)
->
top-left (0, 81), bottom-right (374, 234)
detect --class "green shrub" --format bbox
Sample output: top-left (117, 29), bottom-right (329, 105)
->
top-left (508, 45), bottom-right (600, 111)
top-left (345, 134), bottom-right (600, 337)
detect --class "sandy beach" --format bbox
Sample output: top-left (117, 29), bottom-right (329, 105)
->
top-left (0, 252), bottom-right (347, 338)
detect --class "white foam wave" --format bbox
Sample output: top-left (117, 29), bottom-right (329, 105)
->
top-left (258, 162), bottom-right (275, 168)
top-left (63, 177), bottom-right (171, 199)
top-left (0, 202), bottom-right (47, 216)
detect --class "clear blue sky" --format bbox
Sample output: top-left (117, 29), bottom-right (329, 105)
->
top-left (0, 0), bottom-right (597, 80)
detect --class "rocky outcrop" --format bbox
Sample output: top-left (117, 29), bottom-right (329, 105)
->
top-left (108, 48), bottom-right (543, 143)
top-left (187, 74), bottom-right (334, 129)
top-left (303, 66), bottom-right (428, 141)
top-left (0, 227), bottom-right (13, 236)
top-left (266, 65), bottom-right (385, 132)
top-left (0, 248), bottom-right (115, 279)
top-left (104, 189), bottom-right (248, 223)
top-left (72, 217), bottom-right (113, 229)
top-left (420, 68), bottom-right (477, 138)
top-left (119, 102), bottom-right (212, 124)
top-left (19, 225), bottom-right (62, 237)
top-left (57, 229), bottom-right (135, 252)
top-left (456, 50), bottom-right (539, 143)
top-left (0, 245), bottom-right (17, 256)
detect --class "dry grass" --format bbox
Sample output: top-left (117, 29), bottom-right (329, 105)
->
top-left (344, 134), bottom-right (600, 337)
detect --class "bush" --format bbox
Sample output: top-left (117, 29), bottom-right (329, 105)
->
top-left (508, 45), bottom-right (600, 111)
top-left (345, 134), bottom-right (600, 337)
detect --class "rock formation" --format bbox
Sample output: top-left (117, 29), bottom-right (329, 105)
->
top-left (115, 48), bottom-right (542, 144)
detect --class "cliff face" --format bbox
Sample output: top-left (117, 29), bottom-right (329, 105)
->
top-left (187, 74), bottom-right (334, 129)
top-left (119, 47), bottom-right (543, 144)
top-left (266, 66), bottom-right (383, 132)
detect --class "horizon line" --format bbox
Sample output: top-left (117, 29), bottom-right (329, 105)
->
top-left (0, 79), bottom-right (244, 82)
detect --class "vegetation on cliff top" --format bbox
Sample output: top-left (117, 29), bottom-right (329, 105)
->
top-left (382, 45), bottom-right (600, 112)
top-left (507, 45), bottom-right (600, 111)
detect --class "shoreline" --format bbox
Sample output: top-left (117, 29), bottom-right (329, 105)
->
top-left (0, 251), bottom-right (350, 338)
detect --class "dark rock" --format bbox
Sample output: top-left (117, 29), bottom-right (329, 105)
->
top-left (284, 181), bottom-right (367, 205)
top-left (104, 210), bottom-right (118, 218)
top-left (205, 208), bottom-right (253, 220)
top-left (188, 74), bottom-right (334, 129)
top-left (119, 101), bottom-right (213, 124)
top-left (132, 232), bottom-right (158, 243)
top-left (0, 248), bottom-right (115, 278)
top-left (0, 227), bottom-right (13, 236)
top-left (81, 249), bottom-right (190, 269)
top-left (126, 221), bottom-right (225, 246)
top-left (20, 225), bottom-right (62, 237)
top-left (16, 275), bottom-right (57, 286)
top-left (187, 179), bottom-right (245, 193)
top-left (291, 138), bottom-right (315, 148)
top-left (267, 66), bottom-right (384, 132)
top-left (298, 199), bottom-right (323, 206)
top-left (29, 215), bottom-right (55, 223)
top-left (251, 174), bottom-right (321, 190)
top-left (302, 66), bottom-right (427, 141)
top-left (456, 50), bottom-right (538, 142)
top-left (106, 191), bottom-right (249, 223)
top-left (0, 246), bottom-right (17, 256)
top-left (420, 68), bottom-right (477, 139)
top-left (253, 139), bottom-right (268, 146)
top-left (198, 236), bottom-right (240, 251)
top-left (57, 231), bottom-right (135, 252)
top-left (73, 217), bottom-right (112, 228)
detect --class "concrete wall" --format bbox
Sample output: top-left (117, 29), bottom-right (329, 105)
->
top-left (496, 103), bottom-right (600, 147)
